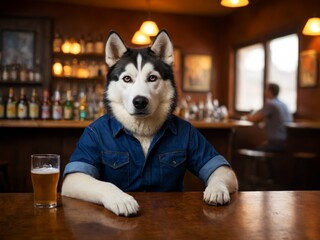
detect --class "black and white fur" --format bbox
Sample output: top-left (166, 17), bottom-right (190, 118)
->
top-left (62, 30), bottom-right (238, 216)
top-left (104, 30), bottom-right (177, 155)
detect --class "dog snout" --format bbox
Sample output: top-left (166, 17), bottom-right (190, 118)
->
top-left (133, 96), bottom-right (149, 110)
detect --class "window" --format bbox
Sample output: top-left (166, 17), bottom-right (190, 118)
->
top-left (235, 34), bottom-right (298, 113)
top-left (235, 44), bottom-right (265, 112)
top-left (267, 34), bottom-right (298, 112)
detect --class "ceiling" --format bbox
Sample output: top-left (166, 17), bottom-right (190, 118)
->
top-left (38, 0), bottom-right (238, 16)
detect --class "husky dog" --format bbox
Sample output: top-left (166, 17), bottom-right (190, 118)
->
top-left (62, 30), bottom-right (238, 217)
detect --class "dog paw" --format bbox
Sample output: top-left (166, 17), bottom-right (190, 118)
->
top-left (102, 184), bottom-right (140, 216)
top-left (203, 184), bottom-right (230, 206)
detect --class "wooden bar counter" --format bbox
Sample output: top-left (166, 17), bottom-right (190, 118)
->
top-left (0, 119), bottom-right (251, 192)
top-left (0, 191), bottom-right (319, 239)
top-left (285, 121), bottom-right (320, 157)
top-left (285, 121), bottom-right (320, 189)
top-left (0, 119), bottom-right (252, 128)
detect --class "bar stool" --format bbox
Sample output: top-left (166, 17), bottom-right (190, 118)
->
top-left (0, 161), bottom-right (9, 192)
top-left (292, 152), bottom-right (318, 190)
top-left (237, 149), bottom-right (278, 190)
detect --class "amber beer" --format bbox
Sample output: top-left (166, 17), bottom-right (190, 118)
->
top-left (31, 154), bottom-right (60, 208)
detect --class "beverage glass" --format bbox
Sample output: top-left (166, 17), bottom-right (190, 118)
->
top-left (31, 154), bottom-right (60, 208)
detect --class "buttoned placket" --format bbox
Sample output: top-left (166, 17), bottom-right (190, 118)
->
top-left (137, 123), bottom-right (169, 191)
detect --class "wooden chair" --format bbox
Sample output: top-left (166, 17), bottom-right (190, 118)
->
top-left (237, 149), bottom-right (279, 190)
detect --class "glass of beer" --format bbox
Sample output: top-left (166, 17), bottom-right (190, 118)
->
top-left (31, 154), bottom-right (60, 208)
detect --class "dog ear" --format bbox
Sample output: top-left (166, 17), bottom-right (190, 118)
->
top-left (105, 31), bottom-right (127, 67)
top-left (150, 29), bottom-right (174, 65)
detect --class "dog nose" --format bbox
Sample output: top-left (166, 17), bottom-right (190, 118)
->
top-left (133, 96), bottom-right (149, 110)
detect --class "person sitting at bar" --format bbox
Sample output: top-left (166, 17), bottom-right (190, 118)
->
top-left (243, 83), bottom-right (292, 152)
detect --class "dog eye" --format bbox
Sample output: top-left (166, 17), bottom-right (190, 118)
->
top-left (122, 75), bottom-right (132, 83)
top-left (148, 75), bottom-right (158, 82)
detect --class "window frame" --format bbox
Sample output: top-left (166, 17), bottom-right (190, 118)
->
top-left (233, 31), bottom-right (299, 114)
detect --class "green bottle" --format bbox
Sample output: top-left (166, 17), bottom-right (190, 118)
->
top-left (63, 90), bottom-right (74, 120)
top-left (79, 89), bottom-right (87, 120)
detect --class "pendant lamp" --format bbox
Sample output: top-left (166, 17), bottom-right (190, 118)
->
top-left (221, 0), bottom-right (249, 8)
top-left (131, 30), bottom-right (151, 45)
top-left (140, 20), bottom-right (159, 37)
top-left (302, 17), bottom-right (320, 36)
top-left (131, 0), bottom-right (159, 45)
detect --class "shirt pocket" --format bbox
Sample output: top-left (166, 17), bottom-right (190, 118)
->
top-left (159, 151), bottom-right (186, 190)
top-left (101, 151), bottom-right (130, 189)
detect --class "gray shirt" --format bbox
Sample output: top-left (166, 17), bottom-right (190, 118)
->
top-left (261, 98), bottom-right (292, 141)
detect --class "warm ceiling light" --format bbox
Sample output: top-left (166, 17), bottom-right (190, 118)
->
top-left (140, 20), bottom-right (159, 37)
top-left (221, 0), bottom-right (249, 8)
top-left (131, 0), bottom-right (159, 44)
top-left (131, 30), bottom-right (151, 45)
top-left (302, 17), bottom-right (320, 36)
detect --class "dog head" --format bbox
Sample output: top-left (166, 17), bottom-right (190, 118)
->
top-left (104, 30), bottom-right (177, 136)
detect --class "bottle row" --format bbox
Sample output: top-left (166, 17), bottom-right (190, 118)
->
top-left (0, 87), bottom-right (105, 121)
top-left (175, 93), bottom-right (229, 122)
top-left (53, 59), bottom-right (107, 79)
top-left (0, 63), bottom-right (42, 83)
top-left (53, 33), bottom-right (105, 55)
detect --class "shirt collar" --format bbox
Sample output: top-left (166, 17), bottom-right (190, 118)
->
top-left (110, 116), bottom-right (126, 137)
top-left (109, 114), bottom-right (178, 137)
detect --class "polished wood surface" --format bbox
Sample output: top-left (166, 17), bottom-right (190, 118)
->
top-left (286, 121), bottom-right (320, 129)
top-left (0, 120), bottom-right (92, 128)
top-left (0, 119), bottom-right (252, 129)
top-left (0, 119), bottom-right (251, 192)
top-left (0, 191), bottom-right (319, 239)
top-left (190, 119), bottom-right (252, 128)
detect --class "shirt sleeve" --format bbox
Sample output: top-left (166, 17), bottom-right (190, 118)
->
top-left (187, 126), bottom-right (230, 184)
top-left (63, 127), bottom-right (101, 179)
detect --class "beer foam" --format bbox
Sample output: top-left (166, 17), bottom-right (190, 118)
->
top-left (31, 167), bottom-right (59, 174)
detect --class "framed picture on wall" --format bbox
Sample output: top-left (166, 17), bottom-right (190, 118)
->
top-left (182, 54), bottom-right (212, 92)
top-left (1, 30), bottom-right (35, 69)
top-left (299, 50), bottom-right (318, 88)
top-left (0, 17), bottom-right (52, 90)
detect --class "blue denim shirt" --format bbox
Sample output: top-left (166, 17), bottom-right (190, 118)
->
top-left (63, 114), bottom-right (230, 192)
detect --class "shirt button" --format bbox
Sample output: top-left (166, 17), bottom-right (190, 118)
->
top-left (172, 160), bottom-right (177, 165)
top-left (113, 163), bottom-right (117, 167)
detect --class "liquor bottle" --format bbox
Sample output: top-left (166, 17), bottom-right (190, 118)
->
top-left (79, 89), bottom-right (87, 120)
top-left (28, 67), bottom-right (34, 82)
top-left (0, 90), bottom-right (4, 119)
top-left (2, 65), bottom-right (9, 81)
top-left (79, 35), bottom-right (86, 54)
top-left (94, 35), bottom-right (104, 54)
top-left (53, 33), bottom-right (62, 53)
top-left (6, 88), bottom-right (16, 119)
top-left (34, 62), bottom-right (41, 83)
top-left (85, 35), bottom-right (94, 54)
top-left (29, 88), bottom-right (40, 120)
top-left (204, 92), bottom-right (214, 122)
top-left (96, 100), bottom-right (105, 118)
top-left (73, 101), bottom-right (80, 121)
top-left (52, 90), bottom-right (62, 120)
top-left (16, 88), bottom-right (29, 119)
top-left (10, 64), bottom-right (18, 81)
top-left (41, 89), bottom-right (51, 120)
top-left (19, 64), bottom-right (28, 82)
top-left (198, 101), bottom-right (204, 121)
top-left (63, 90), bottom-right (74, 120)
top-left (86, 86), bottom-right (96, 120)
